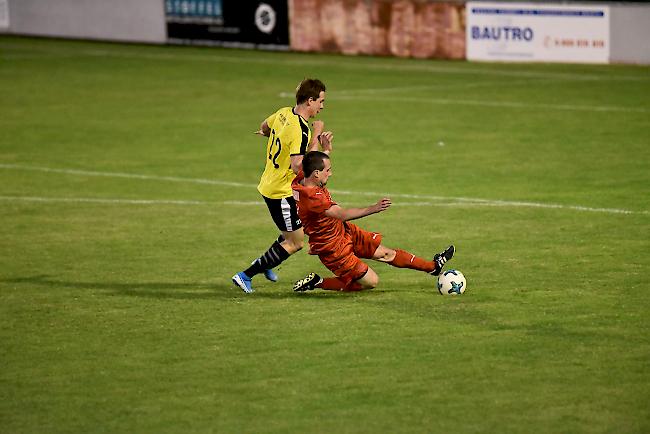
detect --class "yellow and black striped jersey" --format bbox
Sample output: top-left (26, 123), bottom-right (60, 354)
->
top-left (257, 107), bottom-right (311, 199)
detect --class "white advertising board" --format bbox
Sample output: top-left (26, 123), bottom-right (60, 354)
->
top-left (467, 2), bottom-right (610, 63)
top-left (0, 0), bottom-right (9, 29)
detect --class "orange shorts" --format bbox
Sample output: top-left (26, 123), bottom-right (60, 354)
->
top-left (318, 222), bottom-right (382, 285)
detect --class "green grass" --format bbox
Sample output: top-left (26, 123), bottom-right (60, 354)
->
top-left (1, 36), bottom-right (649, 433)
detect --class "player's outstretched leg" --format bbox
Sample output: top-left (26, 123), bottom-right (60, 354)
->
top-left (233, 235), bottom-right (292, 292)
top-left (385, 248), bottom-right (434, 272)
top-left (232, 271), bottom-right (254, 293)
top-left (430, 245), bottom-right (455, 276)
top-left (294, 272), bottom-right (373, 292)
top-left (235, 232), bottom-right (300, 288)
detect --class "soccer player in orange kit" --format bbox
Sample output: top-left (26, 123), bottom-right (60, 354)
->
top-left (291, 151), bottom-right (455, 292)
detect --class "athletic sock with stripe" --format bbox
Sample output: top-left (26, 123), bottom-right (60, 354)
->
top-left (244, 240), bottom-right (290, 278)
top-left (388, 249), bottom-right (435, 273)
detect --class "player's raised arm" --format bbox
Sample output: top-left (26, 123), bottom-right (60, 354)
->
top-left (319, 131), bottom-right (333, 155)
top-left (255, 120), bottom-right (271, 137)
top-left (309, 120), bottom-right (324, 151)
top-left (324, 198), bottom-right (391, 222)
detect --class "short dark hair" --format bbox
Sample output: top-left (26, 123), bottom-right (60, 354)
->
top-left (296, 78), bottom-right (326, 105)
top-left (302, 151), bottom-right (330, 178)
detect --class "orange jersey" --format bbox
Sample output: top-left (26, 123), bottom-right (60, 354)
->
top-left (292, 172), bottom-right (345, 254)
top-left (292, 172), bottom-right (383, 284)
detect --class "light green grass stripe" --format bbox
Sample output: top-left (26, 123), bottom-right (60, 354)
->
top-left (278, 90), bottom-right (648, 113)
top-left (1, 164), bottom-right (646, 215)
top-left (1, 40), bottom-right (648, 82)
top-left (332, 94), bottom-right (649, 113)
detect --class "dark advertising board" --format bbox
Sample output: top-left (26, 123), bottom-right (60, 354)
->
top-left (166, 0), bottom-right (289, 49)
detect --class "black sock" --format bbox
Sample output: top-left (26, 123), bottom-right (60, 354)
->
top-left (244, 240), bottom-right (290, 277)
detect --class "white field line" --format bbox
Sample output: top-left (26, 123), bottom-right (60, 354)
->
top-left (0, 163), bottom-right (647, 215)
top-left (1, 42), bottom-right (648, 82)
top-left (0, 197), bottom-right (274, 206)
top-left (0, 163), bottom-right (253, 188)
top-left (0, 196), bottom-right (207, 205)
top-left (278, 79), bottom-right (537, 99)
top-left (329, 94), bottom-right (648, 113)
top-left (303, 79), bottom-right (547, 96)
top-left (388, 200), bottom-right (648, 215)
top-left (279, 80), bottom-right (648, 113)
top-left (1, 196), bottom-right (646, 215)
top-left (279, 89), bottom-right (648, 113)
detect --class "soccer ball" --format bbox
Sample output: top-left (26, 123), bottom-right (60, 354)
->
top-left (437, 269), bottom-right (466, 295)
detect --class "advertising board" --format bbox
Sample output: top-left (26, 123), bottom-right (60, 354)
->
top-left (0, 0), bottom-right (9, 29)
top-left (166, 0), bottom-right (289, 49)
top-left (467, 2), bottom-right (610, 63)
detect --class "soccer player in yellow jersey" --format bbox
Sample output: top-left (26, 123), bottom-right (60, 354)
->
top-left (232, 78), bottom-right (333, 293)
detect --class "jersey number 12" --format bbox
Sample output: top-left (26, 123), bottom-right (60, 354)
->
top-left (268, 129), bottom-right (282, 169)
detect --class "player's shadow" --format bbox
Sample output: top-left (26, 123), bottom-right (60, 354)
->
top-left (1, 275), bottom-right (376, 300)
top-left (0, 275), bottom-right (306, 300)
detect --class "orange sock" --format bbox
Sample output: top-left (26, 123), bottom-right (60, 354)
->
top-left (343, 282), bottom-right (364, 292)
top-left (318, 278), bottom-right (364, 292)
top-left (317, 277), bottom-right (345, 291)
top-left (389, 249), bottom-right (435, 273)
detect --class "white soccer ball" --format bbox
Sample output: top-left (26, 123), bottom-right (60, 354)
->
top-left (437, 269), bottom-right (466, 295)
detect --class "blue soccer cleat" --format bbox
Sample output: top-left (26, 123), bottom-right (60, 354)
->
top-left (232, 271), bottom-right (254, 294)
top-left (263, 268), bottom-right (278, 282)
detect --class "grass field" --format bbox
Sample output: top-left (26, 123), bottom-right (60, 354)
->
top-left (0, 36), bottom-right (649, 433)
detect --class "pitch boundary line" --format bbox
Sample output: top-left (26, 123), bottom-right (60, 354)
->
top-left (0, 196), bottom-right (645, 215)
top-left (282, 92), bottom-right (647, 114)
top-left (316, 79), bottom-right (543, 96)
top-left (0, 164), bottom-right (646, 215)
top-left (343, 95), bottom-right (648, 113)
top-left (0, 163), bottom-right (252, 188)
top-left (0, 195), bottom-right (207, 205)
top-left (2, 42), bottom-right (648, 82)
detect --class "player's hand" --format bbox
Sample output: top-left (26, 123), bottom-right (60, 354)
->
top-left (373, 197), bottom-right (392, 213)
top-left (254, 130), bottom-right (268, 136)
top-left (312, 120), bottom-right (325, 136)
top-left (319, 131), bottom-right (333, 153)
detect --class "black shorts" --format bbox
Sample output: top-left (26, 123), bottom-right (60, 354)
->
top-left (263, 195), bottom-right (302, 232)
